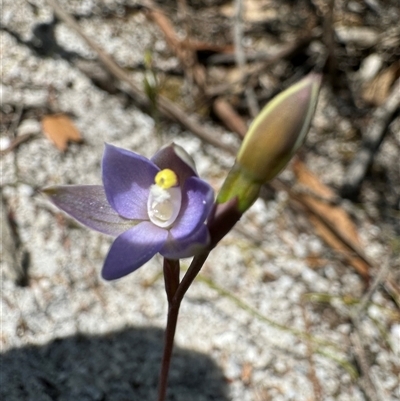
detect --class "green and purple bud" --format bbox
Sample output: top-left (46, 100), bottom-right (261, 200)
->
top-left (217, 73), bottom-right (322, 213)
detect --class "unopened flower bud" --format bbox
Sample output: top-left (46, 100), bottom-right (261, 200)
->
top-left (217, 73), bottom-right (321, 212)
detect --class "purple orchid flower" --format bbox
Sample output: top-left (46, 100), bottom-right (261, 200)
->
top-left (44, 143), bottom-right (214, 280)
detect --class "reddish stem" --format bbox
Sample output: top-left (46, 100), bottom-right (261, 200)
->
top-left (157, 301), bottom-right (181, 401)
top-left (163, 259), bottom-right (180, 304)
top-left (157, 199), bottom-right (242, 401)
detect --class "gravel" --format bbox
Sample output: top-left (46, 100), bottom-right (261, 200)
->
top-left (1, 1), bottom-right (399, 400)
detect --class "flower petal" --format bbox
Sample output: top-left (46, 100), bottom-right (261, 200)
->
top-left (170, 176), bottom-right (214, 238)
top-left (151, 143), bottom-right (197, 187)
top-left (43, 185), bottom-right (134, 236)
top-left (101, 221), bottom-right (168, 280)
top-left (161, 224), bottom-right (209, 259)
top-left (102, 143), bottom-right (159, 219)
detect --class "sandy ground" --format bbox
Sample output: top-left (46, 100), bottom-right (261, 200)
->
top-left (1, 1), bottom-right (399, 400)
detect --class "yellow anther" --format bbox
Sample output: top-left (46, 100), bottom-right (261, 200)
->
top-left (155, 169), bottom-right (178, 189)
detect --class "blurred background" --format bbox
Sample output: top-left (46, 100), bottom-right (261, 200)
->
top-left (1, 1), bottom-right (399, 400)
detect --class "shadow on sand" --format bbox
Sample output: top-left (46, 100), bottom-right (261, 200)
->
top-left (0, 326), bottom-right (229, 401)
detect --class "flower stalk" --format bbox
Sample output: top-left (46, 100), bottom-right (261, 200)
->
top-left (157, 73), bottom-right (321, 401)
top-left (158, 258), bottom-right (181, 401)
top-left (158, 251), bottom-right (210, 401)
top-left (43, 72), bottom-right (322, 401)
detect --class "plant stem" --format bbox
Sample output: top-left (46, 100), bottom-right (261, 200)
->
top-left (163, 259), bottom-right (180, 304)
top-left (157, 300), bottom-right (181, 401)
top-left (173, 251), bottom-right (210, 304)
top-left (157, 253), bottom-right (210, 401)
top-left (158, 259), bottom-right (180, 401)
top-left (157, 199), bottom-right (242, 400)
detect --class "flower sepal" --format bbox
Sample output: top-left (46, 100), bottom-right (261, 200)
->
top-left (216, 163), bottom-right (262, 213)
top-left (44, 143), bottom-right (214, 280)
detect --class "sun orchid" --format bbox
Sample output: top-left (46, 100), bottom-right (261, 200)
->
top-left (44, 143), bottom-right (214, 280)
top-left (41, 71), bottom-right (322, 401)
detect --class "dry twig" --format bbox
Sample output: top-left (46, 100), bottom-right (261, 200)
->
top-left (45, 0), bottom-right (236, 154)
top-left (341, 78), bottom-right (400, 199)
top-left (348, 257), bottom-right (392, 401)
top-left (233, 0), bottom-right (259, 118)
top-left (144, 0), bottom-right (207, 89)
top-left (355, 257), bottom-right (392, 315)
top-left (45, 0), bottom-right (398, 307)
top-left (301, 303), bottom-right (323, 401)
top-left (350, 330), bottom-right (382, 401)
top-left (212, 97), bottom-right (247, 137)
top-left (0, 133), bottom-right (39, 157)
top-left (273, 175), bottom-right (373, 280)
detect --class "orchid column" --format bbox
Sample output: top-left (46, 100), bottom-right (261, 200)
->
top-left (44, 73), bottom-right (321, 401)
top-left (44, 143), bottom-right (214, 279)
top-left (159, 73), bottom-right (321, 401)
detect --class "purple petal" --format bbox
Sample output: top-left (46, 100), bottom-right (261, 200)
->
top-left (170, 177), bottom-right (214, 239)
top-left (102, 143), bottom-right (159, 219)
top-left (43, 185), bottom-right (134, 236)
top-left (151, 143), bottom-right (197, 187)
top-left (101, 221), bottom-right (168, 280)
top-left (161, 224), bottom-right (210, 259)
